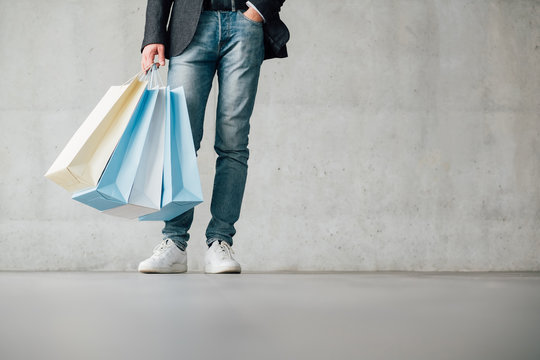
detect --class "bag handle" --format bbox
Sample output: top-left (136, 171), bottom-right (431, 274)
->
top-left (145, 63), bottom-right (165, 89)
top-left (121, 62), bottom-right (165, 87)
top-left (122, 69), bottom-right (146, 86)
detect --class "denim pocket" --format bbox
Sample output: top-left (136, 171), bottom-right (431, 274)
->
top-left (239, 10), bottom-right (263, 26)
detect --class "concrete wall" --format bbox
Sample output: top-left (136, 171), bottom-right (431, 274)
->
top-left (1, 0), bottom-right (538, 271)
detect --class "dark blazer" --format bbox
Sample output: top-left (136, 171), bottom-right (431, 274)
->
top-left (141, 0), bottom-right (289, 60)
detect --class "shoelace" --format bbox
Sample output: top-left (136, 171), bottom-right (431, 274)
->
top-left (217, 241), bottom-right (235, 258)
top-left (152, 239), bottom-right (172, 256)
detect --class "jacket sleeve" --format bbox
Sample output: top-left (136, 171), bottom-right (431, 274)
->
top-left (141, 0), bottom-right (174, 52)
top-left (246, 0), bottom-right (285, 20)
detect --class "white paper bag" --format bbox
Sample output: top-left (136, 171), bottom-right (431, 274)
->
top-left (45, 76), bottom-right (147, 192)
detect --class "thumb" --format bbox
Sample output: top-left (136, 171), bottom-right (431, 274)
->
top-left (158, 46), bottom-right (166, 66)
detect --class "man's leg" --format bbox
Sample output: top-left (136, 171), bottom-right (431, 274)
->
top-left (205, 11), bottom-right (265, 247)
top-left (162, 11), bottom-right (219, 251)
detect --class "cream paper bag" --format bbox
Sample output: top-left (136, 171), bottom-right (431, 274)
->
top-left (45, 75), bottom-right (147, 192)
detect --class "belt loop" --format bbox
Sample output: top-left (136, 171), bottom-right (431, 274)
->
top-left (231, 0), bottom-right (236, 11)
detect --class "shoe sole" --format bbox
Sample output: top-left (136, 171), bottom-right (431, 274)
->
top-left (138, 264), bottom-right (187, 274)
top-left (204, 264), bottom-right (241, 274)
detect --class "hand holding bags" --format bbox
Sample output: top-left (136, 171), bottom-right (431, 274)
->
top-left (47, 67), bottom-right (203, 221)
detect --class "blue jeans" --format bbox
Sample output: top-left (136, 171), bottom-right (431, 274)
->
top-left (162, 10), bottom-right (265, 251)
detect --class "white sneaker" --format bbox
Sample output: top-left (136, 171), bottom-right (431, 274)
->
top-left (205, 240), bottom-right (241, 274)
top-left (138, 239), bottom-right (187, 273)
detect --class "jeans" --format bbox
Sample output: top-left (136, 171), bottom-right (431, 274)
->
top-left (162, 10), bottom-right (265, 251)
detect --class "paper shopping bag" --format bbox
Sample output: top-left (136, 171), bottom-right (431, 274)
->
top-left (139, 86), bottom-right (203, 221)
top-left (72, 87), bottom-right (163, 217)
top-left (103, 87), bottom-right (167, 218)
top-left (119, 87), bottom-right (166, 213)
top-left (45, 75), bottom-right (147, 192)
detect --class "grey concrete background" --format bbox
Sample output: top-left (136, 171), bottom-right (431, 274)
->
top-left (0, 0), bottom-right (538, 271)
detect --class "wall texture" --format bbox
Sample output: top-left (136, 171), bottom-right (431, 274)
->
top-left (0, 0), bottom-right (538, 271)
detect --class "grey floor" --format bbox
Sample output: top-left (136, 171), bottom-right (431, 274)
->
top-left (1, 272), bottom-right (539, 360)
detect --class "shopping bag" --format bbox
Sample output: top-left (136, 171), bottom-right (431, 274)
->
top-left (71, 87), bottom-right (161, 217)
top-left (45, 74), bottom-right (147, 192)
top-left (110, 87), bottom-right (166, 217)
top-left (70, 66), bottom-right (203, 221)
top-left (101, 87), bottom-right (167, 218)
top-left (139, 86), bottom-right (203, 221)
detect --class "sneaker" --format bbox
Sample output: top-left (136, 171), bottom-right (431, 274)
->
top-left (205, 240), bottom-right (241, 274)
top-left (138, 239), bottom-right (187, 273)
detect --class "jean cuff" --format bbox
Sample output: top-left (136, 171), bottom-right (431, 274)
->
top-left (206, 236), bottom-right (233, 247)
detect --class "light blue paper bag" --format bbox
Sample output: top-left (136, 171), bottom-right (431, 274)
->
top-left (139, 86), bottom-right (203, 221)
top-left (72, 88), bottom-right (160, 211)
top-left (102, 87), bottom-right (167, 218)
